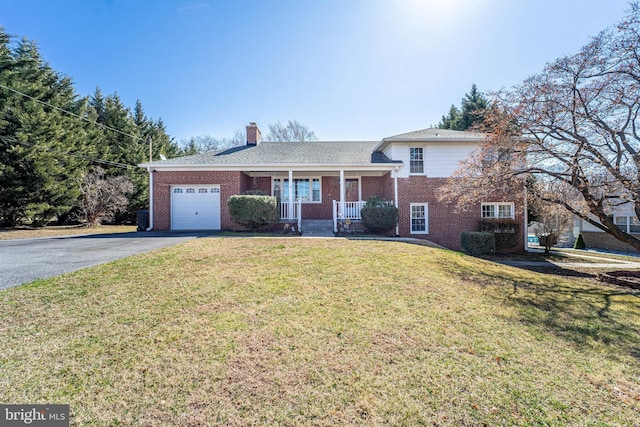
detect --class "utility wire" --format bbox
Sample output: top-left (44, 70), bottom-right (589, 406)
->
top-left (0, 135), bottom-right (140, 171)
top-left (0, 83), bottom-right (146, 143)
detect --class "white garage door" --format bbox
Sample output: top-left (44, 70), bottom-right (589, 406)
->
top-left (171, 185), bottom-right (221, 230)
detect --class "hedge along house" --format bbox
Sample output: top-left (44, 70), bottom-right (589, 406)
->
top-left (138, 123), bottom-right (526, 251)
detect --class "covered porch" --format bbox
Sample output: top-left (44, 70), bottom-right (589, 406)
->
top-left (242, 166), bottom-right (399, 233)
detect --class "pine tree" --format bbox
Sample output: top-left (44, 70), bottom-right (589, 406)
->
top-left (437, 84), bottom-right (488, 130)
top-left (0, 29), bottom-right (179, 226)
top-left (0, 34), bottom-right (88, 225)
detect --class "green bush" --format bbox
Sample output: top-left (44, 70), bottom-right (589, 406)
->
top-left (360, 197), bottom-right (398, 234)
top-left (574, 233), bottom-right (586, 249)
top-left (479, 219), bottom-right (520, 251)
top-left (461, 231), bottom-right (495, 255)
top-left (242, 189), bottom-right (268, 196)
top-left (228, 195), bottom-right (279, 231)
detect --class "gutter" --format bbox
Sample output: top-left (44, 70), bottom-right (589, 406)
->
top-left (146, 167), bottom-right (154, 231)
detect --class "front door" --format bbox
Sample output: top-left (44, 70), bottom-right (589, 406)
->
top-left (345, 178), bottom-right (360, 201)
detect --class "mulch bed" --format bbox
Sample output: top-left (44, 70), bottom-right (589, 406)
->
top-left (598, 270), bottom-right (640, 290)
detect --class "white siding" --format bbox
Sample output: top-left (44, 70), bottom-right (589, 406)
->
top-left (577, 203), bottom-right (637, 233)
top-left (580, 219), bottom-right (602, 232)
top-left (390, 142), bottom-right (478, 178)
top-left (425, 143), bottom-right (477, 177)
top-left (394, 145), bottom-right (411, 178)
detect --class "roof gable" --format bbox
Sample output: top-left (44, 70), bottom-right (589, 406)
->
top-left (375, 128), bottom-right (486, 152)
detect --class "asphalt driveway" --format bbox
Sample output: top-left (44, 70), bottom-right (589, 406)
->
top-left (0, 231), bottom-right (214, 290)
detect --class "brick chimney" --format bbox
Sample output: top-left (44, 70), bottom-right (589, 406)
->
top-left (246, 122), bottom-right (261, 146)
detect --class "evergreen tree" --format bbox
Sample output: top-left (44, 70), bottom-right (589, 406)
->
top-left (0, 28), bottom-right (179, 226)
top-left (0, 33), bottom-right (88, 225)
top-left (437, 84), bottom-right (489, 130)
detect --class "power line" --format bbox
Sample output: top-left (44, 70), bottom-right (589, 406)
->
top-left (0, 135), bottom-right (140, 171)
top-left (0, 83), bottom-right (145, 143)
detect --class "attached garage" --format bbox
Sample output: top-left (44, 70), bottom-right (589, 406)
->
top-left (171, 185), bottom-right (221, 230)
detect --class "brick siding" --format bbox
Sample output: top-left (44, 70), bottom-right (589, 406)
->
top-left (581, 231), bottom-right (640, 252)
top-left (395, 176), bottom-right (525, 252)
top-left (152, 170), bottom-right (247, 231)
top-left (152, 170), bottom-right (525, 251)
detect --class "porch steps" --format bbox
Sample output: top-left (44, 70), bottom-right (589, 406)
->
top-left (301, 220), bottom-right (334, 237)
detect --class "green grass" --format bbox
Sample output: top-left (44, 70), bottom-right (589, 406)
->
top-left (1, 238), bottom-right (639, 426)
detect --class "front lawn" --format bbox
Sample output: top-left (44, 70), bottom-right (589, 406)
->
top-left (0, 238), bottom-right (638, 425)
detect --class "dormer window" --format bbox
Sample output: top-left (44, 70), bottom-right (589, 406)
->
top-left (410, 147), bottom-right (424, 174)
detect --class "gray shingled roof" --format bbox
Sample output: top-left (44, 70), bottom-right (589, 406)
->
top-left (386, 128), bottom-right (486, 140)
top-left (142, 140), bottom-right (399, 168)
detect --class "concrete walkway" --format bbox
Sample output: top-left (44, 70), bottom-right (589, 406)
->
top-left (501, 248), bottom-right (640, 269)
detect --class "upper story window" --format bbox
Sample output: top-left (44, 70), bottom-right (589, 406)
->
top-left (410, 147), bottom-right (424, 174)
top-left (481, 202), bottom-right (514, 219)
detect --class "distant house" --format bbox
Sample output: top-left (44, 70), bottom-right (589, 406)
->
top-left (138, 123), bottom-right (526, 251)
top-left (572, 204), bottom-right (640, 252)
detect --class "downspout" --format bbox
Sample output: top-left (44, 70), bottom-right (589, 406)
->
top-left (394, 166), bottom-right (399, 236)
top-left (146, 167), bottom-right (154, 231)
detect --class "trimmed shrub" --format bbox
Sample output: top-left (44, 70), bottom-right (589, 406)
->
top-left (461, 231), bottom-right (495, 255)
top-left (479, 219), bottom-right (520, 252)
top-left (360, 196), bottom-right (398, 234)
top-left (242, 189), bottom-right (268, 196)
top-left (228, 195), bottom-right (279, 231)
top-left (574, 233), bottom-right (586, 249)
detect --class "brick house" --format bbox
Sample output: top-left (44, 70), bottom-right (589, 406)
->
top-left (139, 123), bottom-right (526, 251)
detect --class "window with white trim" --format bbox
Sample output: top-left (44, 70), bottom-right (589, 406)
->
top-left (410, 147), bottom-right (424, 174)
top-left (614, 215), bottom-right (640, 233)
top-left (410, 203), bottom-right (428, 234)
top-left (186, 188), bottom-right (195, 194)
top-left (272, 178), bottom-right (321, 202)
top-left (481, 202), bottom-right (514, 219)
top-left (173, 188), bottom-right (183, 194)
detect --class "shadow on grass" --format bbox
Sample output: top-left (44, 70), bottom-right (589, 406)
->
top-left (446, 259), bottom-right (640, 361)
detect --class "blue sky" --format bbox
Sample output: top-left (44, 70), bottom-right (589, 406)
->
top-left (0, 0), bottom-right (632, 143)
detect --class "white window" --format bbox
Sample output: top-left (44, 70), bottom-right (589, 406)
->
top-left (410, 147), bottom-right (424, 174)
top-left (198, 188), bottom-right (208, 193)
top-left (410, 203), bottom-right (428, 234)
top-left (614, 215), bottom-right (640, 233)
top-left (186, 188), bottom-right (195, 194)
top-left (273, 178), bottom-right (321, 203)
top-left (173, 188), bottom-right (183, 194)
top-left (481, 202), bottom-right (514, 219)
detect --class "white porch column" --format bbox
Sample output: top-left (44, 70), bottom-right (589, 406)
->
top-left (288, 169), bottom-right (294, 219)
top-left (339, 169), bottom-right (345, 220)
top-left (394, 166), bottom-right (399, 236)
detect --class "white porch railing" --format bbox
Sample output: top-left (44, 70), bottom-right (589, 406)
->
top-left (280, 201), bottom-right (302, 231)
top-left (333, 200), bottom-right (394, 232)
top-left (334, 200), bottom-right (367, 220)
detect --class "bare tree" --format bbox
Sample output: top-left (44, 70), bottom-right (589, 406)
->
top-left (528, 182), bottom-right (575, 253)
top-left (180, 129), bottom-right (245, 154)
top-left (440, 4), bottom-right (640, 251)
top-left (266, 120), bottom-right (318, 142)
top-left (75, 167), bottom-right (134, 226)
